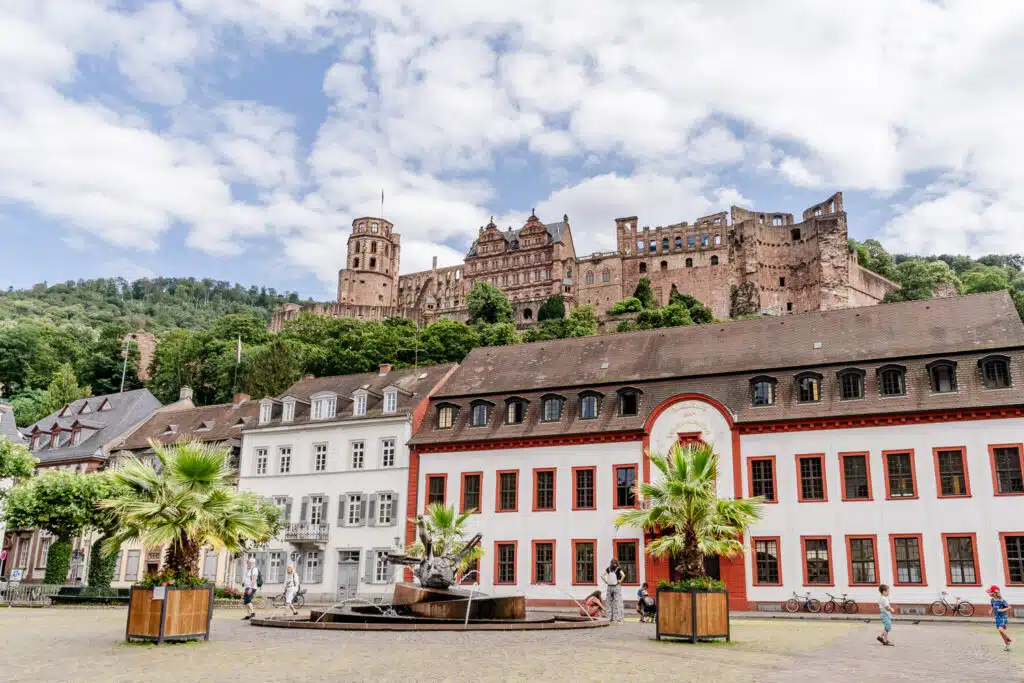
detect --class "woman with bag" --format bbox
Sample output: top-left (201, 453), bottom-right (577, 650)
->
top-left (601, 558), bottom-right (625, 622)
top-left (283, 565), bottom-right (301, 616)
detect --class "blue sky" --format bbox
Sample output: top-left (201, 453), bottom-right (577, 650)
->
top-left (2, 1), bottom-right (1021, 300)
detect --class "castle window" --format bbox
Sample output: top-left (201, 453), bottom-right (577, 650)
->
top-left (779, 276), bottom-right (785, 286)
top-left (787, 302), bottom-right (793, 311)
top-left (523, 308), bottom-right (533, 320)
top-left (796, 373), bottom-right (822, 403)
top-left (371, 222), bottom-right (379, 232)
top-left (353, 258), bottom-right (359, 268)
top-left (585, 271), bottom-right (594, 285)
top-left (660, 261), bottom-right (668, 272)
top-left (602, 269), bottom-right (611, 283)
top-left (773, 216), bottom-right (783, 226)
top-left (636, 239), bottom-right (644, 252)
top-left (385, 245), bottom-right (389, 256)
top-left (751, 376), bottom-right (776, 406)
top-left (701, 235), bottom-right (709, 247)
top-left (661, 238), bottom-right (669, 250)
top-left (649, 240), bottom-right (656, 253)
top-left (791, 228), bottom-right (801, 240)
top-left (674, 236), bottom-right (682, 249)
top-left (927, 360), bottom-right (958, 393)
top-left (979, 355), bottom-right (1011, 389)
top-left (371, 242), bottom-right (377, 253)
top-left (618, 388), bottom-right (641, 417)
top-left (878, 365), bottom-right (906, 397)
top-left (838, 369), bottom-right (865, 400)
top-left (639, 263), bottom-right (647, 274)
top-left (505, 398), bottom-right (527, 425)
top-left (541, 395), bottom-right (565, 422)
top-left (687, 235), bottom-right (695, 248)
top-left (710, 256), bottom-right (719, 265)
top-left (714, 235), bottom-right (721, 246)
top-left (370, 257), bottom-right (377, 268)
top-left (685, 258), bottom-right (693, 267)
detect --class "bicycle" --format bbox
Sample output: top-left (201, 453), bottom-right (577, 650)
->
top-left (784, 591), bottom-right (822, 613)
top-left (930, 590), bottom-right (974, 617)
top-left (271, 587), bottom-right (306, 609)
top-left (822, 592), bottom-right (859, 614)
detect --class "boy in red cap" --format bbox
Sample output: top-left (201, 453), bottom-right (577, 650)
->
top-left (987, 585), bottom-right (1013, 651)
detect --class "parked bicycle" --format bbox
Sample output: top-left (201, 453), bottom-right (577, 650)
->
top-left (930, 590), bottom-right (974, 617)
top-left (271, 587), bottom-right (307, 609)
top-left (784, 591), bottom-right (822, 613)
top-left (821, 592), bottom-right (859, 614)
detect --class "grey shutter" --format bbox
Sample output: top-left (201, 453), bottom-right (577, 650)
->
top-left (255, 552), bottom-right (268, 585)
top-left (363, 550), bottom-right (374, 583)
top-left (313, 557), bottom-right (324, 584)
top-left (320, 496), bottom-right (329, 524)
top-left (284, 497), bottom-right (293, 523)
top-left (359, 497), bottom-right (368, 526)
top-left (299, 496), bottom-right (309, 523)
top-left (367, 494), bottom-right (378, 527)
top-left (233, 556), bottom-right (243, 585)
top-left (389, 492), bottom-right (400, 526)
top-left (338, 494), bottom-right (348, 526)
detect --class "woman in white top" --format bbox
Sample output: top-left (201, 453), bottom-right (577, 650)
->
top-left (284, 565), bottom-right (301, 616)
top-left (601, 558), bottom-right (625, 622)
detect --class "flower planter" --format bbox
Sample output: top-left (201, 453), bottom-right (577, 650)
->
top-left (655, 588), bottom-right (729, 642)
top-left (125, 585), bottom-right (214, 644)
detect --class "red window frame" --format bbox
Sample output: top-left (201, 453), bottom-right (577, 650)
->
top-left (882, 449), bottom-right (919, 500)
top-left (999, 531), bottom-right (1024, 586)
top-left (746, 456), bottom-right (777, 503)
top-left (571, 539), bottom-right (598, 586)
top-left (460, 471), bottom-right (483, 513)
top-left (424, 473), bottom-right (447, 511)
top-left (612, 463), bottom-right (639, 509)
top-left (532, 468), bottom-right (557, 512)
top-left (940, 532), bottom-right (981, 587)
top-left (612, 539), bottom-right (641, 586)
top-left (495, 470), bottom-right (519, 513)
top-left (845, 534), bottom-right (879, 586)
top-left (750, 536), bottom-right (783, 586)
top-left (888, 533), bottom-right (928, 586)
top-left (931, 446), bottom-right (971, 498)
top-left (795, 453), bottom-right (828, 502)
top-left (800, 535), bottom-right (834, 587)
top-left (493, 541), bottom-right (518, 585)
top-left (571, 466), bottom-right (597, 510)
top-left (988, 443), bottom-right (1024, 497)
top-left (838, 451), bottom-right (873, 502)
top-left (531, 539), bottom-right (556, 585)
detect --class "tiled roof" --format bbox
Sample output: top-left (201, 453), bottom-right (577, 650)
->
top-left (118, 399), bottom-right (260, 451)
top-left (0, 404), bottom-right (25, 443)
top-left (466, 220), bottom-right (568, 257)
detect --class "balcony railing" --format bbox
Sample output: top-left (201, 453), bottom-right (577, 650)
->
top-left (281, 522), bottom-right (329, 542)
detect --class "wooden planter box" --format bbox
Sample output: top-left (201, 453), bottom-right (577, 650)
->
top-left (656, 588), bottom-right (730, 642)
top-left (126, 585), bottom-right (214, 644)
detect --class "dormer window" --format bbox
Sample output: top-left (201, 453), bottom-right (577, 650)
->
top-left (979, 355), bottom-right (1012, 389)
top-left (71, 429), bottom-right (83, 446)
top-left (618, 388), bottom-right (641, 417)
top-left (837, 368), bottom-right (865, 400)
top-left (58, 405), bottom-right (72, 417)
top-left (98, 399), bottom-right (111, 411)
top-left (353, 391), bottom-right (367, 417)
top-left (437, 404), bottom-right (457, 429)
top-left (541, 395), bottom-right (564, 422)
top-left (160, 424), bottom-right (178, 436)
top-left (312, 394), bottom-right (338, 420)
top-left (795, 372), bottom-right (822, 403)
top-left (30, 433), bottom-right (40, 450)
top-left (259, 400), bottom-right (273, 424)
top-left (470, 401), bottom-right (492, 427)
top-left (505, 398), bottom-right (527, 425)
top-left (750, 376), bottom-right (776, 406)
top-left (50, 430), bottom-right (61, 448)
top-left (282, 398), bottom-right (296, 423)
top-left (877, 365), bottom-right (906, 397)
top-left (927, 360), bottom-right (958, 393)
top-left (195, 422), bottom-right (212, 432)
top-left (383, 389), bottom-right (398, 414)
top-left (78, 402), bottom-right (92, 415)
top-left (579, 392), bottom-right (600, 419)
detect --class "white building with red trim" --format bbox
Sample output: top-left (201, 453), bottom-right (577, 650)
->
top-left (408, 292), bottom-right (1024, 612)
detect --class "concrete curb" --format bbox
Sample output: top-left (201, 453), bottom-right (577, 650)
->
top-left (731, 611), bottom-right (993, 625)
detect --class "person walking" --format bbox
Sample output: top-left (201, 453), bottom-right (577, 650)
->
top-left (987, 585), bottom-right (1014, 651)
top-left (241, 557), bottom-right (260, 621)
top-left (601, 558), bottom-right (625, 622)
top-left (283, 565), bottom-right (301, 616)
top-left (877, 584), bottom-right (895, 646)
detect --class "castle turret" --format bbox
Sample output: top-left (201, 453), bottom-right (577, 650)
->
top-left (337, 217), bottom-right (401, 307)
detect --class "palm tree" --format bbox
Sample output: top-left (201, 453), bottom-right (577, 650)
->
top-left (100, 440), bottom-right (273, 577)
top-left (615, 441), bottom-right (763, 580)
top-left (406, 503), bottom-right (483, 572)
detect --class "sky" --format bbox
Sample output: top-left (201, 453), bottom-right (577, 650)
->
top-left (1, 1), bottom-right (1022, 300)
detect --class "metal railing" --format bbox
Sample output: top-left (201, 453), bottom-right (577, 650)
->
top-left (281, 523), bottom-right (330, 542)
top-left (0, 583), bottom-right (63, 605)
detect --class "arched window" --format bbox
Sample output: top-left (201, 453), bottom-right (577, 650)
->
top-left (979, 355), bottom-right (1011, 389)
top-left (579, 392), bottom-right (600, 420)
top-left (541, 395), bottom-right (565, 422)
top-left (639, 263), bottom-right (647, 274)
top-left (710, 256), bottom-right (719, 265)
top-left (470, 401), bottom-right (492, 427)
top-left (750, 376), bottom-right (776, 406)
top-left (505, 398), bottom-right (527, 425)
top-left (660, 261), bottom-right (668, 272)
top-left (685, 258), bottom-right (693, 268)
top-left (795, 372), bottom-right (822, 403)
top-left (877, 365), bottom-right (906, 397)
top-left (353, 258), bottom-right (359, 268)
top-left (927, 360), bottom-right (958, 393)
top-left (661, 238), bottom-right (669, 250)
top-left (371, 241), bottom-right (377, 253)
top-left (601, 269), bottom-right (611, 283)
top-left (369, 257), bottom-right (376, 268)
top-left (674, 236), bottom-right (682, 249)
top-left (649, 240), bottom-right (656, 253)
top-left (837, 368), bottom-right (865, 400)
top-left (636, 239), bottom-right (644, 252)
top-left (523, 308), bottom-right (533, 320)
top-left (617, 388), bottom-right (641, 416)
top-left (585, 271), bottom-right (595, 285)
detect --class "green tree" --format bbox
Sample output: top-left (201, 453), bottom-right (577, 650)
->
top-left (477, 322), bottom-right (518, 347)
top-left (9, 390), bottom-right (49, 427)
top-left (885, 259), bottom-right (960, 302)
top-left (962, 265), bottom-right (1011, 294)
top-left (563, 305), bottom-right (598, 338)
top-left (659, 304), bottom-right (693, 328)
top-left (239, 336), bottom-right (303, 400)
top-left (615, 442), bottom-right (763, 579)
top-left (147, 329), bottom-right (220, 404)
top-left (0, 438), bottom-right (37, 497)
top-left (41, 364), bottom-right (91, 416)
top-left (419, 319), bottom-right (481, 364)
top-left (669, 287), bottom-right (714, 324)
top-left (211, 314), bottom-right (270, 345)
top-left (3, 470), bottom-right (113, 584)
top-left (100, 441), bottom-right (275, 578)
top-left (77, 324), bottom-right (142, 396)
top-left (537, 295), bottom-right (566, 321)
top-left (467, 281), bottom-right (513, 325)
top-left (608, 297), bottom-right (643, 315)
top-left (632, 277), bottom-right (657, 309)
top-left (405, 503), bottom-right (483, 572)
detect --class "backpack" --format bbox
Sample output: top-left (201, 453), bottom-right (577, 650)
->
top-left (256, 568), bottom-right (264, 588)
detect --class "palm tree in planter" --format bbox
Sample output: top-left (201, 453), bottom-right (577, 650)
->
top-left (101, 440), bottom-right (274, 642)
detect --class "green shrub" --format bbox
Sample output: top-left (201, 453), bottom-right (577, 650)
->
top-left (137, 568), bottom-right (207, 589)
top-left (657, 576), bottom-right (726, 592)
top-left (608, 297), bottom-right (643, 315)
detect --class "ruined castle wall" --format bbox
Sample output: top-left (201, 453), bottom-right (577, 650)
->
top-left (848, 255), bottom-right (899, 306)
top-left (575, 254), bottom-right (624, 313)
top-left (622, 248), bottom-right (734, 318)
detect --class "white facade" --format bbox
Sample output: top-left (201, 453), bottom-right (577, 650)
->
top-left (238, 415), bottom-right (410, 601)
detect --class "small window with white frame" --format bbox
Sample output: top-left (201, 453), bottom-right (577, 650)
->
top-left (282, 398), bottom-right (295, 423)
top-left (259, 401), bottom-right (273, 424)
top-left (377, 492), bottom-right (394, 525)
top-left (347, 494), bottom-right (363, 525)
top-left (383, 389), bottom-right (398, 413)
top-left (313, 443), bottom-right (327, 472)
top-left (255, 448), bottom-right (268, 475)
top-left (353, 390), bottom-right (368, 416)
top-left (278, 446), bottom-right (292, 474)
top-left (350, 441), bottom-right (365, 469)
top-left (312, 394), bottom-right (337, 420)
top-left (374, 550), bottom-right (390, 583)
top-left (381, 438), bottom-right (396, 468)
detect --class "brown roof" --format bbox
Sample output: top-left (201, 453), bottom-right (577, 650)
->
top-left (436, 292), bottom-right (1024, 398)
top-left (120, 400), bottom-right (260, 451)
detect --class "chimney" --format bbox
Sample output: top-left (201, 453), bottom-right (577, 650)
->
top-left (432, 256), bottom-right (438, 270)
top-left (233, 393), bottom-right (251, 405)
top-left (378, 363), bottom-right (392, 376)
top-left (179, 386), bottom-right (194, 401)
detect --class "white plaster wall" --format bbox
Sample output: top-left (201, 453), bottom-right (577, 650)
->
top-left (237, 416), bottom-right (413, 600)
top-left (741, 417), bottom-right (1024, 606)
top-left (418, 442), bottom-right (646, 601)
top-left (646, 399), bottom-right (737, 499)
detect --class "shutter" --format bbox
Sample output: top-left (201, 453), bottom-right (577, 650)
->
top-left (338, 495), bottom-right (348, 526)
top-left (320, 496), bottom-right (329, 525)
top-left (295, 552), bottom-right (305, 581)
top-left (284, 497), bottom-right (293, 523)
top-left (299, 496), bottom-right (309, 523)
top-left (359, 497), bottom-right (368, 526)
top-left (367, 494), bottom-right (378, 527)
top-left (363, 550), bottom-right (375, 583)
top-left (389, 492), bottom-right (400, 526)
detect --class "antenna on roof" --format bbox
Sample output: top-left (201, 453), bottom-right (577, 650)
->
top-left (397, 337), bottom-right (422, 370)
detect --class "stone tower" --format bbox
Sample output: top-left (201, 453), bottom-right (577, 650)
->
top-left (337, 217), bottom-right (401, 308)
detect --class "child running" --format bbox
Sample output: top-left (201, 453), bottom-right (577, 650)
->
top-left (877, 584), bottom-right (895, 646)
top-left (987, 585), bottom-right (1014, 651)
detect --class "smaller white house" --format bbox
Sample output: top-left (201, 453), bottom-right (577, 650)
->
top-left (238, 363), bottom-right (456, 602)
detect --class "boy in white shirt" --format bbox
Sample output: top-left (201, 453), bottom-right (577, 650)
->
top-left (877, 584), bottom-right (895, 646)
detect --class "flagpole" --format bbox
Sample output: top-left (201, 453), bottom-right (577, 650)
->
top-left (381, 189), bottom-right (384, 221)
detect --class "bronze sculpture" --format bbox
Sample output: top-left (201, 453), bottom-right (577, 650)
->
top-left (388, 515), bottom-right (482, 590)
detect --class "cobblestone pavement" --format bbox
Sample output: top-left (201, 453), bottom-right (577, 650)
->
top-left (1, 608), bottom-right (1020, 682)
